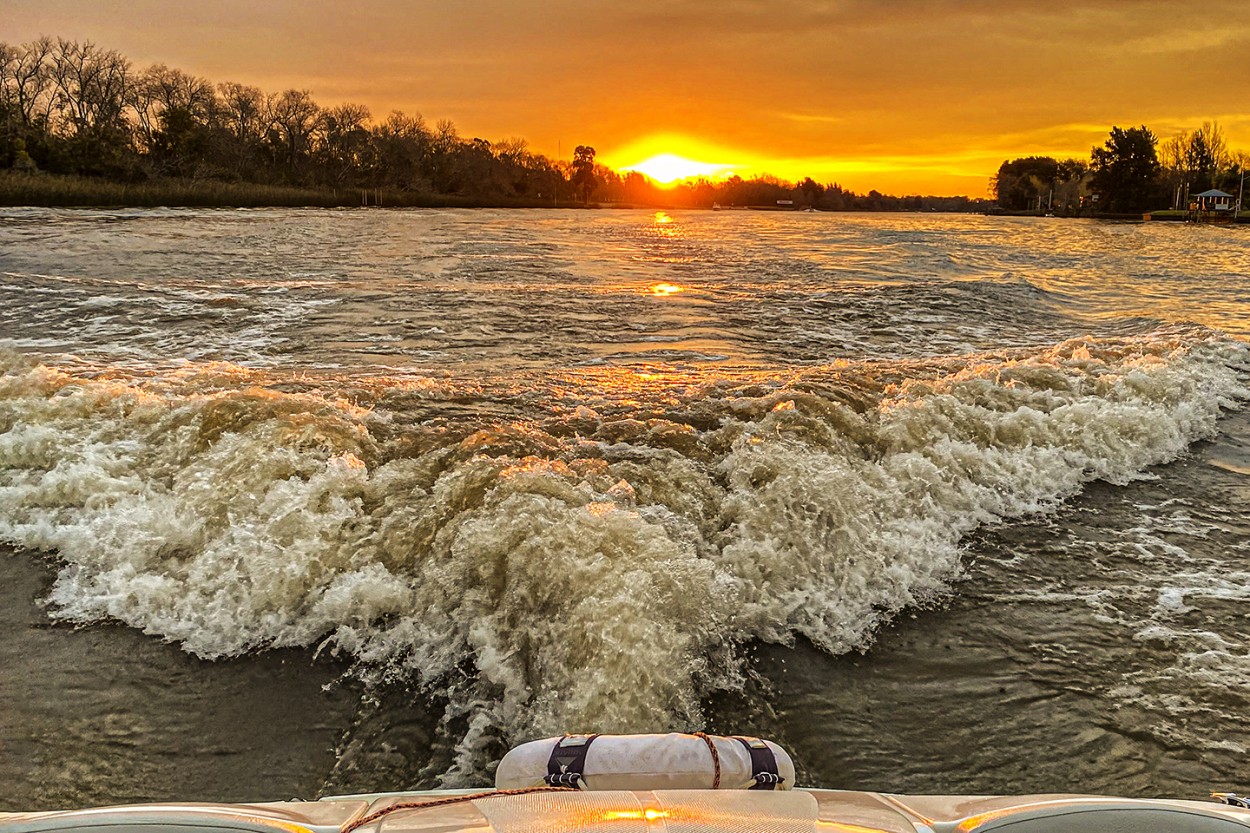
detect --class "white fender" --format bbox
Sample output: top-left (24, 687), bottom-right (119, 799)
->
top-left (495, 732), bottom-right (795, 791)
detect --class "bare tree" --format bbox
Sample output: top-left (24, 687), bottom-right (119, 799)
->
top-left (48, 38), bottom-right (131, 137)
top-left (433, 118), bottom-right (459, 154)
top-left (0, 37), bottom-right (56, 128)
top-left (218, 81), bottom-right (265, 146)
top-left (428, 118), bottom-right (462, 191)
top-left (264, 88), bottom-right (321, 167)
top-left (3, 33), bottom-right (588, 202)
top-left (368, 111), bottom-right (432, 190)
top-left (317, 102), bottom-right (371, 145)
top-left (494, 136), bottom-right (529, 164)
top-left (316, 102), bottom-right (371, 184)
top-left (130, 63), bottom-right (213, 151)
top-left (1160, 121), bottom-right (1233, 204)
top-left (0, 42), bottom-right (15, 125)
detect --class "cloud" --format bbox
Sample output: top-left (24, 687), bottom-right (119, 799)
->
top-left (1120, 24), bottom-right (1250, 55)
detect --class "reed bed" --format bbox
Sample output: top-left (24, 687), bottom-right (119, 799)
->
top-left (0, 173), bottom-right (584, 209)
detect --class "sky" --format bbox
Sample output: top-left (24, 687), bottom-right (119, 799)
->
top-left (5, 0), bottom-right (1249, 195)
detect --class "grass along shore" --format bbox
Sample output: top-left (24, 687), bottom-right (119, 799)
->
top-left (0, 171), bottom-right (585, 209)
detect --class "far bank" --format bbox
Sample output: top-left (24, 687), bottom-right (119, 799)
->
top-left (0, 173), bottom-right (987, 212)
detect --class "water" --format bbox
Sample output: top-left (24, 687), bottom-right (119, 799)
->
top-left (1, 208), bottom-right (1249, 808)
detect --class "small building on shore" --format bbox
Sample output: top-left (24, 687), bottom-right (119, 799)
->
top-left (1192, 188), bottom-right (1236, 212)
top-left (1188, 188), bottom-right (1238, 222)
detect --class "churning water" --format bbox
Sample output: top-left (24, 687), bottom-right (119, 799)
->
top-left (2, 208), bottom-right (1249, 806)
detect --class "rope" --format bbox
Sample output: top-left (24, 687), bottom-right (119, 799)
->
top-left (345, 733), bottom-right (730, 829)
top-left (691, 732), bottom-right (721, 789)
top-left (340, 786), bottom-right (575, 833)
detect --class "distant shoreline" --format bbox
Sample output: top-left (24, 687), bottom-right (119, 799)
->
top-left (10, 173), bottom-right (1244, 221)
top-left (0, 172), bottom-right (986, 212)
top-left (988, 206), bottom-right (1250, 223)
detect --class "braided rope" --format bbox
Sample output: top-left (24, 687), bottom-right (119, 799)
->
top-left (340, 786), bottom-right (575, 833)
top-left (345, 733), bottom-right (733, 830)
top-left (691, 732), bottom-right (722, 789)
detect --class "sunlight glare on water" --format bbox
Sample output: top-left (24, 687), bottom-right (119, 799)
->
top-left (2, 208), bottom-right (1250, 801)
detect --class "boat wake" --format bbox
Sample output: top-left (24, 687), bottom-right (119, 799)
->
top-left (0, 328), bottom-right (1246, 780)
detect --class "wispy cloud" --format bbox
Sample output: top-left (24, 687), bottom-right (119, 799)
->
top-left (773, 111), bottom-right (846, 126)
top-left (1119, 24), bottom-right (1250, 55)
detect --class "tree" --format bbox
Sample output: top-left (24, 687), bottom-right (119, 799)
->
top-left (218, 82), bottom-right (265, 146)
top-left (0, 38), bottom-right (55, 130)
top-left (494, 136), bottom-right (541, 195)
top-left (1053, 159), bottom-right (1089, 212)
top-left (215, 81), bottom-right (267, 176)
top-left (264, 88), bottom-right (320, 174)
top-left (797, 176), bottom-right (824, 207)
top-left (11, 136), bottom-right (37, 171)
top-left (1090, 125), bottom-right (1162, 213)
top-left (47, 38), bottom-right (133, 174)
top-left (572, 144), bottom-right (597, 203)
top-left (130, 64), bottom-right (213, 156)
top-left (1161, 121), bottom-right (1235, 205)
top-left (993, 156), bottom-right (1059, 210)
top-left (429, 118), bottom-right (460, 191)
top-left (315, 103), bottom-right (371, 186)
top-left (367, 111), bottom-right (432, 191)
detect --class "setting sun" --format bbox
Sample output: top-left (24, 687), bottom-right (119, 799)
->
top-left (623, 154), bottom-right (734, 185)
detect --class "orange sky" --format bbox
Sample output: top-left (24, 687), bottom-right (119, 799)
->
top-left (6, 0), bottom-right (1249, 195)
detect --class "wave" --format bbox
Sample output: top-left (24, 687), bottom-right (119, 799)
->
top-left (0, 271), bottom-right (338, 364)
top-left (0, 329), bottom-right (1246, 779)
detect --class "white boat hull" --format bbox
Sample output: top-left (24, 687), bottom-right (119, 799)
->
top-left (4, 788), bottom-right (1250, 832)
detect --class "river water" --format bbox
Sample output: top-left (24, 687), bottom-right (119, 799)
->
top-left (1, 208), bottom-right (1248, 808)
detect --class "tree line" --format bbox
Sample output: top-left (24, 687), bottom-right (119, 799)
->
top-left (0, 36), bottom-right (586, 203)
top-left (2, 36), bottom-right (998, 211)
top-left (597, 171), bottom-right (989, 212)
top-left (994, 122), bottom-right (1247, 214)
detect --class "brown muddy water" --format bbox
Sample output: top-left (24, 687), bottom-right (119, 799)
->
top-left (1, 208), bottom-right (1249, 808)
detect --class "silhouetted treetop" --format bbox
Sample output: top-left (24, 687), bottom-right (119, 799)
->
top-left (1090, 125), bottom-right (1162, 213)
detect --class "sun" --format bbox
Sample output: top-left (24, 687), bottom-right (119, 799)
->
top-left (623, 153), bottom-right (734, 186)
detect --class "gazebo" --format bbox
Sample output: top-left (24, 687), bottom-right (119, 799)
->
top-left (1192, 188), bottom-right (1235, 212)
top-left (1187, 188), bottom-right (1239, 223)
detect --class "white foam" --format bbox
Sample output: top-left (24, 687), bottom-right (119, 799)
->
top-left (0, 331), bottom-right (1246, 779)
